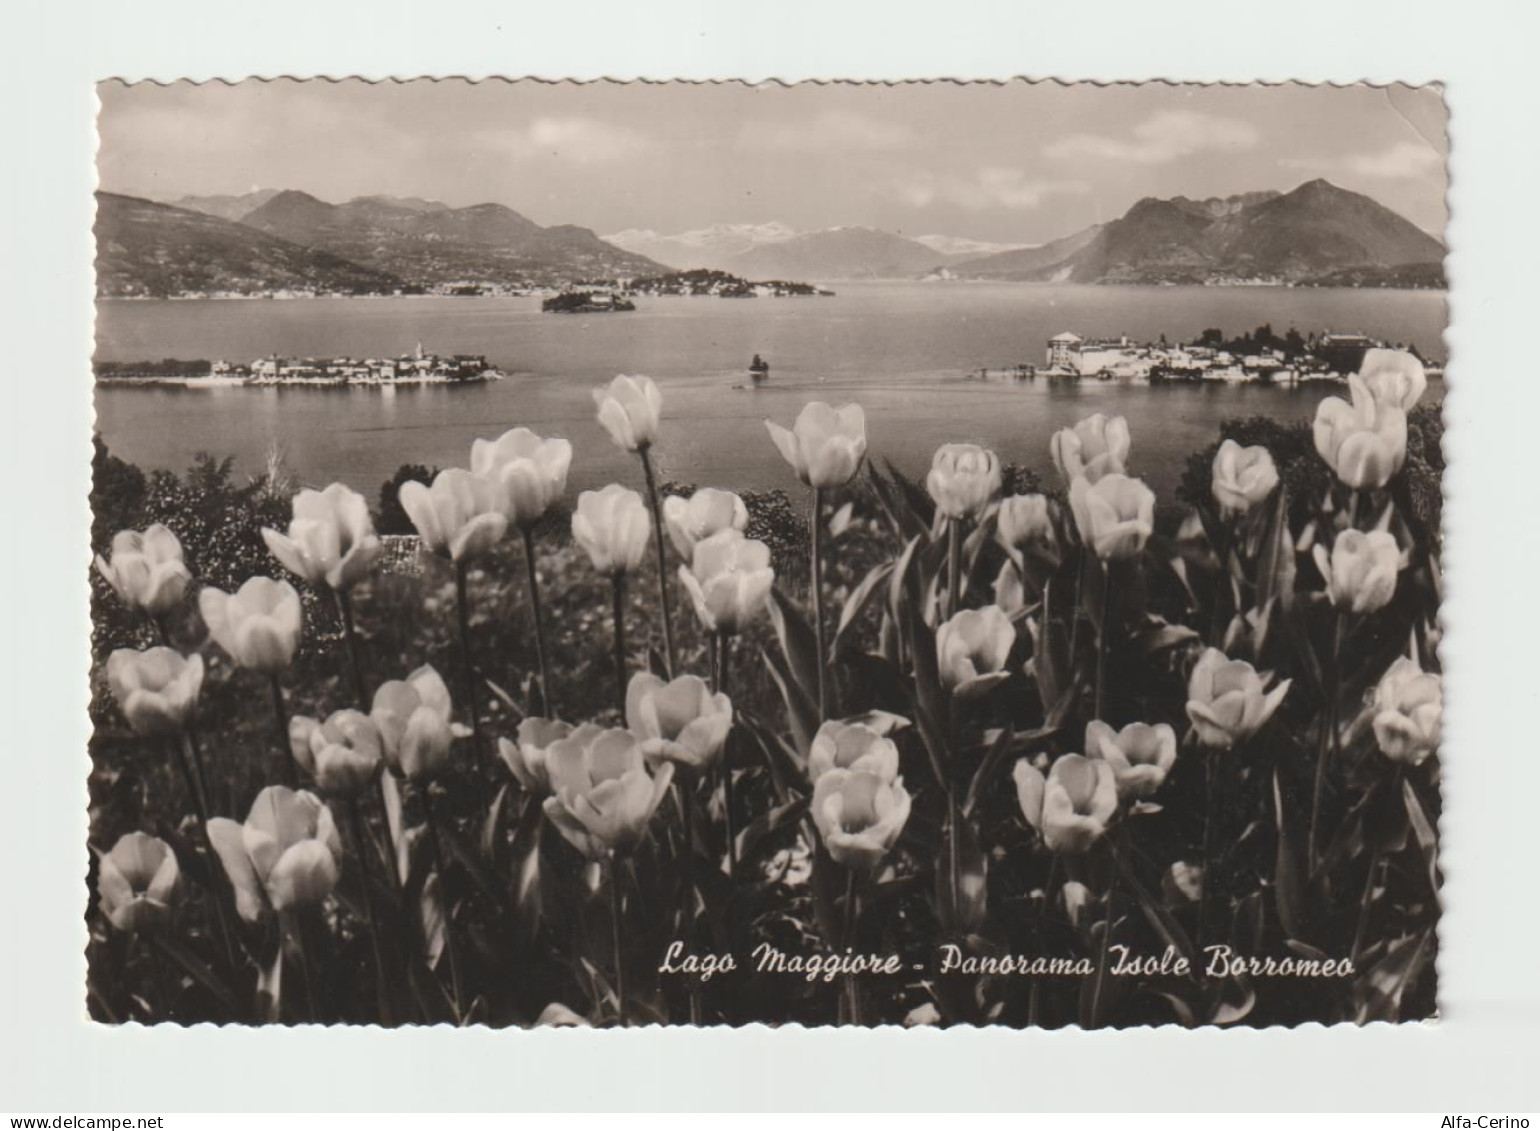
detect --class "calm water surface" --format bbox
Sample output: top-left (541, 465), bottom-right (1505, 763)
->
top-left (95, 282), bottom-right (1446, 500)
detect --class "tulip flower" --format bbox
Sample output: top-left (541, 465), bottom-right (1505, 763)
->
top-left (1313, 374), bottom-right (1409, 490)
top-left (96, 832), bottom-right (179, 933)
top-left (105, 647), bottom-right (204, 736)
top-left (470, 427), bottom-right (573, 529)
top-left (662, 488), bottom-right (748, 560)
top-left (810, 768), bottom-right (912, 872)
top-left (536, 1002), bottom-right (591, 1027)
top-left (927, 443), bottom-right (1002, 521)
top-left (288, 709), bottom-right (383, 797)
top-left (1040, 755), bottom-right (1119, 854)
top-left (808, 719), bottom-right (901, 784)
top-left (208, 786), bottom-right (342, 921)
top-left (937, 605), bottom-right (1016, 699)
top-left (372, 664), bottom-right (465, 780)
top-left (542, 727), bottom-right (675, 860)
top-left (262, 483), bottom-right (383, 592)
top-left (1359, 348), bottom-right (1427, 411)
top-left (625, 672), bottom-right (733, 770)
top-left (993, 559), bottom-right (1028, 617)
top-left (677, 529), bottom-right (775, 636)
top-left (1068, 473), bottom-right (1156, 561)
top-left (1051, 413), bottom-right (1131, 485)
top-left (1013, 760), bottom-right (1047, 833)
top-left (1313, 529), bottom-right (1400, 615)
top-left (1371, 657), bottom-right (1442, 766)
top-left (1084, 719), bottom-right (1178, 801)
top-left (1210, 439), bottom-right (1279, 517)
top-left (594, 374), bottom-right (663, 453)
top-left (765, 402), bottom-right (868, 489)
top-left (400, 468), bottom-right (509, 564)
top-left (499, 717), bottom-right (579, 794)
top-left (572, 484), bottom-right (651, 577)
top-left (198, 576), bottom-right (303, 673)
top-left (996, 493), bottom-right (1058, 562)
top-left (1163, 861), bottom-right (1204, 904)
top-left (1185, 647), bottom-right (1291, 749)
top-left (94, 524), bottom-right (190, 617)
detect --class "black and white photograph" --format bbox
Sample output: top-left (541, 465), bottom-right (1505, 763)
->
top-left (84, 77), bottom-right (1448, 1030)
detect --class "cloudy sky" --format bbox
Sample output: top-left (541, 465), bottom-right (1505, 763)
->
top-left (97, 80), bottom-right (1448, 243)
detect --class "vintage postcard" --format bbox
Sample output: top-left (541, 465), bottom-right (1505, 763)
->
top-left (88, 78), bottom-right (1445, 1029)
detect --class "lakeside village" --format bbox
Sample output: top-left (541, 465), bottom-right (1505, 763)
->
top-left (93, 343), bottom-right (501, 388)
top-left (540, 270), bottom-right (835, 312)
top-left (974, 325), bottom-right (1445, 386)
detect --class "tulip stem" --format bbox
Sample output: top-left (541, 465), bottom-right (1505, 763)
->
top-left (169, 731), bottom-right (239, 980)
top-left (1351, 846), bottom-right (1385, 969)
top-left (841, 869), bottom-right (862, 1025)
top-left (521, 527), bottom-right (554, 717)
top-left (348, 798), bottom-right (394, 1026)
top-left (611, 573), bottom-right (629, 719)
top-left (1090, 862), bottom-right (1119, 1029)
top-left (608, 856), bottom-right (629, 1026)
top-left (423, 790), bottom-right (465, 1021)
top-left (678, 770), bottom-right (702, 1025)
top-left (336, 590), bottom-right (369, 711)
top-left (1309, 613), bottom-right (1344, 874)
top-left (1095, 561), bottom-right (1113, 722)
top-left (1198, 747), bottom-right (1217, 951)
top-left (638, 444), bottom-right (677, 678)
top-left (454, 563), bottom-right (485, 764)
top-left (718, 632), bottom-right (738, 878)
top-left (810, 487), bottom-right (828, 719)
top-left (269, 675), bottom-right (298, 788)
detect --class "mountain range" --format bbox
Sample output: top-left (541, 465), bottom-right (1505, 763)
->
top-left (95, 178), bottom-right (1443, 297)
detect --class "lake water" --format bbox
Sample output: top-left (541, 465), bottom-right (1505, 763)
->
top-left (94, 282), bottom-right (1447, 502)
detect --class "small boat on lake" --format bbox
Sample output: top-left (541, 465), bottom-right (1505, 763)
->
top-left (749, 354), bottom-right (770, 385)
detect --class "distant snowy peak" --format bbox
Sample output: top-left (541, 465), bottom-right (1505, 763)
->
top-left (604, 222), bottom-right (800, 268)
top-left (912, 234), bottom-right (1029, 257)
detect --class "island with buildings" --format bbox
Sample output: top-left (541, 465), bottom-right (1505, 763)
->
top-left (973, 326), bottom-right (1441, 385)
top-left (95, 343), bottom-right (501, 387)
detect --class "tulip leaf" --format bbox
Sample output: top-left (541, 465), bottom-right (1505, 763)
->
top-left (761, 646), bottom-right (820, 760)
top-left (436, 814), bottom-right (509, 913)
top-left (1255, 486), bottom-right (1296, 614)
top-left (768, 585), bottom-right (823, 696)
top-left (738, 710), bottom-right (806, 801)
top-left (1271, 769), bottom-right (1308, 940)
top-left (1403, 777), bottom-right (1441, 894)
top-left (935, 808), bottom-right (989, 935)
top-left (1110, 841), bottom-right (1199, 974)
top-left (254, 944), bottom-right (282, 1023)
top-left (153, 935), bottom-right (240, 1015)
top-left (480, 782), bottom-right (510, 863)
top-left (866, 462), bottom-right (930, 543)
top-left (834, 560), bottom-right (894, 654)
top-left (1354, 926), bottom-right (1434, 1024)
top-left (1134, 621), bottom-right (1202, 658)
top-left (420, 872), bottom-right (448, 969)
top-left (734, 796), bottom-right (809, 868)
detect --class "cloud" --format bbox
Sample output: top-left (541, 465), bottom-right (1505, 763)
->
top-left (893, 167), bottom-right (1088, 211)
top-left (483, 117), bottom-right (651, 164)
top-left (741, 110), bottom-right (915, 152)
top-left (1281, 140), bottom-right (1443, 181)
top-left (1044, 110), bottom-right (1260, 165)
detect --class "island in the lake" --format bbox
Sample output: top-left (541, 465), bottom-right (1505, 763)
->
top-left (94, 343), bottom-right (502, 387)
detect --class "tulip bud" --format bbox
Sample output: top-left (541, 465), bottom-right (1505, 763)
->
top-left (499, 717), bottom-right (578, 794)
top-left (993, 559), bottom-right (1028, 617)
top-left (469, 427), bottom-right (573, 529)
top-left (594, 374), bottom-right (663, 452)
top-left (808, 719), bottom-right (901, 784)
top-left (1084, 719), bottom-right (1178, 801)
top-left (1359, 348), bottom-right (1427, 411)
top-left (936, 605), bottom-right (1016, 699)
top-left (626, 672), bottom-right (733, 770)
top-left (1013, 759), bottom-right (1046, 833)
top-left (1313, 375), bottom-right (1408, 490)
top-left (1163, 861), bottom-right (1203, 904)
top-left (207, 786), bottom-right (342, 921)
top-left (198, 576), bottom-right (303, 673)
top-left (536, 1002), bottom-right (592, 1027)
top-left (542, 727), bottom-right (674, 860)
top-left (262, 483), bottom-right (383, 592)
top-left (996, 493), bottom-right (1057, 562)
top-left (289, 709), bottom-right (383, 796)
top-left (1184, 647), bottom-right (1290, 750)
top-left (1068, 473), bottom-right (1156, 561)
top-left (662, 488), bottom-right (748, 561)
top-left (810, 768), bottom-right (912, 872)
top-left (105, 647), bottom-right (204, 736)
top-left (678, 529), bottom-right (775, 635)
top-left (765, 402), bottom-right (868, 488)
top-left (96, 831), bottom-right (179, 933)
top-left (400, 468), bottom-right (509, 564)
top-left (572, 484), bottom-right (651, 577)
top-left (94, 524), bottom-right (190, 617)
top-left (1210, 439), bottom-right (1279, 518)
top-left (926, 443), bottom-right (1001, 521)
top-left (1040, 754), bottom-right (1118, 854)
top-left (1051, 413), bottom-right (1131, 486)
top-left (372, 664), bottom-right (461, 780)
top-left (1371, 657), bottom-right (1442, 766)
top-left (1312, 529), bottom-right (1400, 614)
